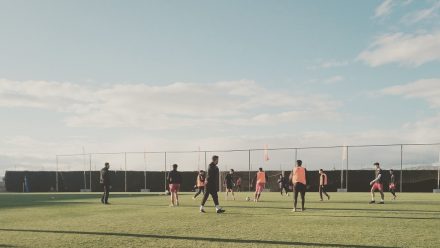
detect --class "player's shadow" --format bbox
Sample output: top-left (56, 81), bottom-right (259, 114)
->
top-left (0, 228), bottom-right (397, 248)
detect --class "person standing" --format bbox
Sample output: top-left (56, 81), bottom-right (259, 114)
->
top-left (193, 170), bottom-right (206, 199)
top-left (319, 169), bottom-right (330, 201)
top-left (369, 162), bottom-right (385, 204)
top-left (252, 168), bottom-right (268, 202)
top-left (389, 169), bottom-right (397, 200)
top-left (291, 160), bottom-right (308, 212)
top-left (200, 156), bottom-right (225, 213)
top-left (168, 164), bottom-right (182, 206)
top-left (224, 169), bottom-right (236, 200)
top-left (236, 177), bottom-right (242, 192)
top-left (100, 162), bottom-right (111, 204)
top-left (278, 171), bottom-right (289, 196)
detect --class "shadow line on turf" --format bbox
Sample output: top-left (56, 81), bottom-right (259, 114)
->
top-left (0, 228), bottom-right (398, 248)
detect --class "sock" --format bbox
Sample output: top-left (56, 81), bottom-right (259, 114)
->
top-left (371, 198), bottom-right (375, 201)
top-left (215, 205), bottom-right (221, 210)
top-left (200, 205), bottom-right (204, 211)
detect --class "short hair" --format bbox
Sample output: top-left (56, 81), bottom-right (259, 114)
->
top-left (105, 162), bottom-right (109, 166)
top-left (390, 169), bottom-right (394, 172)
top-left (297, 160), bottom-right (302, 166)
top-left (319, 169), bottom-right (323, 172)
top-left (259, 167), bottom-right (263, 171)
top-left (374, 162), bottom-right (380, 166)
top-left (230, 169), bottom-right (234, 172)
top-left (212, 155), bottom-right (219, 161)
top-left (172, 164), bottom-right (178, 169)
top-left (199, 170), bottom-right (204, 173)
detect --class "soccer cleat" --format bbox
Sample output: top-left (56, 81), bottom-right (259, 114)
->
top-left (369, 200), bottom-right (375, 204)
top-left (200, 209), bottom-right (206, 213)
top-left (301, 208), bottom-right (305, 212)
top-left (216, 209), bottom-right (225, 214)
top-left (378, 201), bottom-right (385, 204)
top-left (291, 208), bottom-right (297, 212)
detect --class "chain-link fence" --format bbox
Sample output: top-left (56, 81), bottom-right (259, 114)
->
top-left (4, 143), bottom-right (440, 192)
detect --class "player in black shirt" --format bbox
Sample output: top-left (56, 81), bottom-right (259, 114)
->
top-left (389, 169), bottom-right (397, 200)
top-left (224, 169), bottom-right (235, 200)
top-left (369, 162), bottom-right (384, 204)
top-left (167, 164), bottom-right (182, 206)
top-left (200, 156), bottom-right (225, 213)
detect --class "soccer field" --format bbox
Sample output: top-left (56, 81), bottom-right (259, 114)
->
top-left (0, 192), bottom-right (439, 248)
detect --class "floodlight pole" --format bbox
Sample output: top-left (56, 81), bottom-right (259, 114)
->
top-left (144, 151), bottom-right (147, 190)
top-left (204, 152), bottom-right (207, 171)
top-left (400, 145), bottom-right (403, 193)
top-left (55, 155), bottom-right (59, 192)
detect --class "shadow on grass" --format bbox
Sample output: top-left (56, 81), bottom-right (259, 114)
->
top-left (0, 193), bottom-right (157, 210)
top-left (0, 228), bottom-right (397, 248)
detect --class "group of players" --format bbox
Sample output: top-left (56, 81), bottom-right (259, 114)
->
top-left (100, 155), bottom-right (398, 213)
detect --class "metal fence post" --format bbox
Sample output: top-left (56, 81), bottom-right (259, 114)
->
top-left (124, 152), bottom-right (127, 192)
top-left (248, 149), bottom-right (251, 192)
top-left (55, 155), bottom-right (59, 192)
top-left (400, 145), bottom-right (403, 193)
top-left (89, 154), bottom-right (92, 191)
top-left (164, 152), bottom-right (167, 192)
top-left (346, 146), bottom-right (349, 190)
top-left (204, 151), bottom-right (207, 171)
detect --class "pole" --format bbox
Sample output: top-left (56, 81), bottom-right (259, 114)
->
top-left (89, 154), bottom-right (92, 191)
top-left (400, 145), bottom-right (403, 193)
top-left (82, 147), bottom-right (86, 189)
top-left (204, 152), bottom-right (207, 171)
top-left (248, 149), bottom-right (251, 192)
top-left (55, 155), bottom-right (59, 192)
top-left (164, 152), bottom-right (167, 192)
top-left (345, 146), bottom-right (349, 190)
top-left (143, 151), bottom-right (147, 190)
top-left (124, 152), bottom-right (127, 192)
top-left (437, 165), bottom-right (439, 189)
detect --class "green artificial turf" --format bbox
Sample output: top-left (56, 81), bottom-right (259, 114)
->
top-left (0, 192), bottom-right (439, 247)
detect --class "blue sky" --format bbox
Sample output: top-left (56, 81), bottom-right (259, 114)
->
top-left (1, 0), bottom-right (440, 173)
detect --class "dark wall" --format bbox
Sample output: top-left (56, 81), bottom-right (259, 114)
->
top-left (4, 170), bottom-right (438, 192)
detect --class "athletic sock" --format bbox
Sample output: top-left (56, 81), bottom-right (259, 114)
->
top-left (200, 205), bottom-right (204, 211)
top-left (215, 205), bottom-right (221, 210)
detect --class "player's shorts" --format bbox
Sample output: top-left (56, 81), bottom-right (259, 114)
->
top-left (294, 183), bottom-right (306, 192)
top-left (371, 182), bottom-right (383, 191)
top-left (389, 183), bottom-right (396, 190)
top-left (226, 183), bottom-right (234, 190)
top-left (256, 183), bottom-right (265, 193)
top-left (169, 184), bottom-right (180, 193)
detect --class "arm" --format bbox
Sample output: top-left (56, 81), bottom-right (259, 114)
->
top-left (370, 174), bottom-right (381, 185)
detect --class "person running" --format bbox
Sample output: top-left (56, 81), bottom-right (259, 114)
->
top-left (200, 156), bottom-right (225, 213)
top-left (389, 169), bottom-right (397, 200)
top-left (167, 164), bottom-right (182, 207)
top-left (319, 169), bottom-right (330, 201)
top-left (369, 162), bottom-right (385, 204)
top-left (291, 160), bottom-right (308, 212)
top-left (252, 168), bottom-right (268, 202)
top-left (278, 171), bottom-right (289, 196)
top-left (100, 162), bottom-right (111, 204)
top-left (193, 170), bottom-right (206, 199)
top-left (236, 177), bottom-right (242, 192)
top-left (224, 169), bottom-right (235, 200)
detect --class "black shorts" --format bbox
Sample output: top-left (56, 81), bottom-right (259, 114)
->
top-left (294, 183), bottom-right (306, 192)
top-left (226, 184), bottom-right (234, 190)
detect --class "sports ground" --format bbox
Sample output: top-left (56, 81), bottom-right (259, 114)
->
top-left (0, 192), bottom-right (439, 248)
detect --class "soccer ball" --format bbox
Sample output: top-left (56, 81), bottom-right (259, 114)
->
top-left (246, 196), bottom-right (251, 201)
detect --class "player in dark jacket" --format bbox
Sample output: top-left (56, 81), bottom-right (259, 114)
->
top-left (200, 156), bottom-right (225, 213)
top-left (100, 162), bottom-right (111, 204)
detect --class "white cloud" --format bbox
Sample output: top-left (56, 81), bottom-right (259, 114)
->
top-left (323, 76), bottom-right (344, 85)
top-left (357, 31), bottom-right (440, 67)
top-left (374, 0), bottom-right (395, 18)
top-left (0, 79), bottom-right (342, 130)
top-left (402, 1), bottom-right (440, 24)
top-left (381, 78), bottom-right (440, 108)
